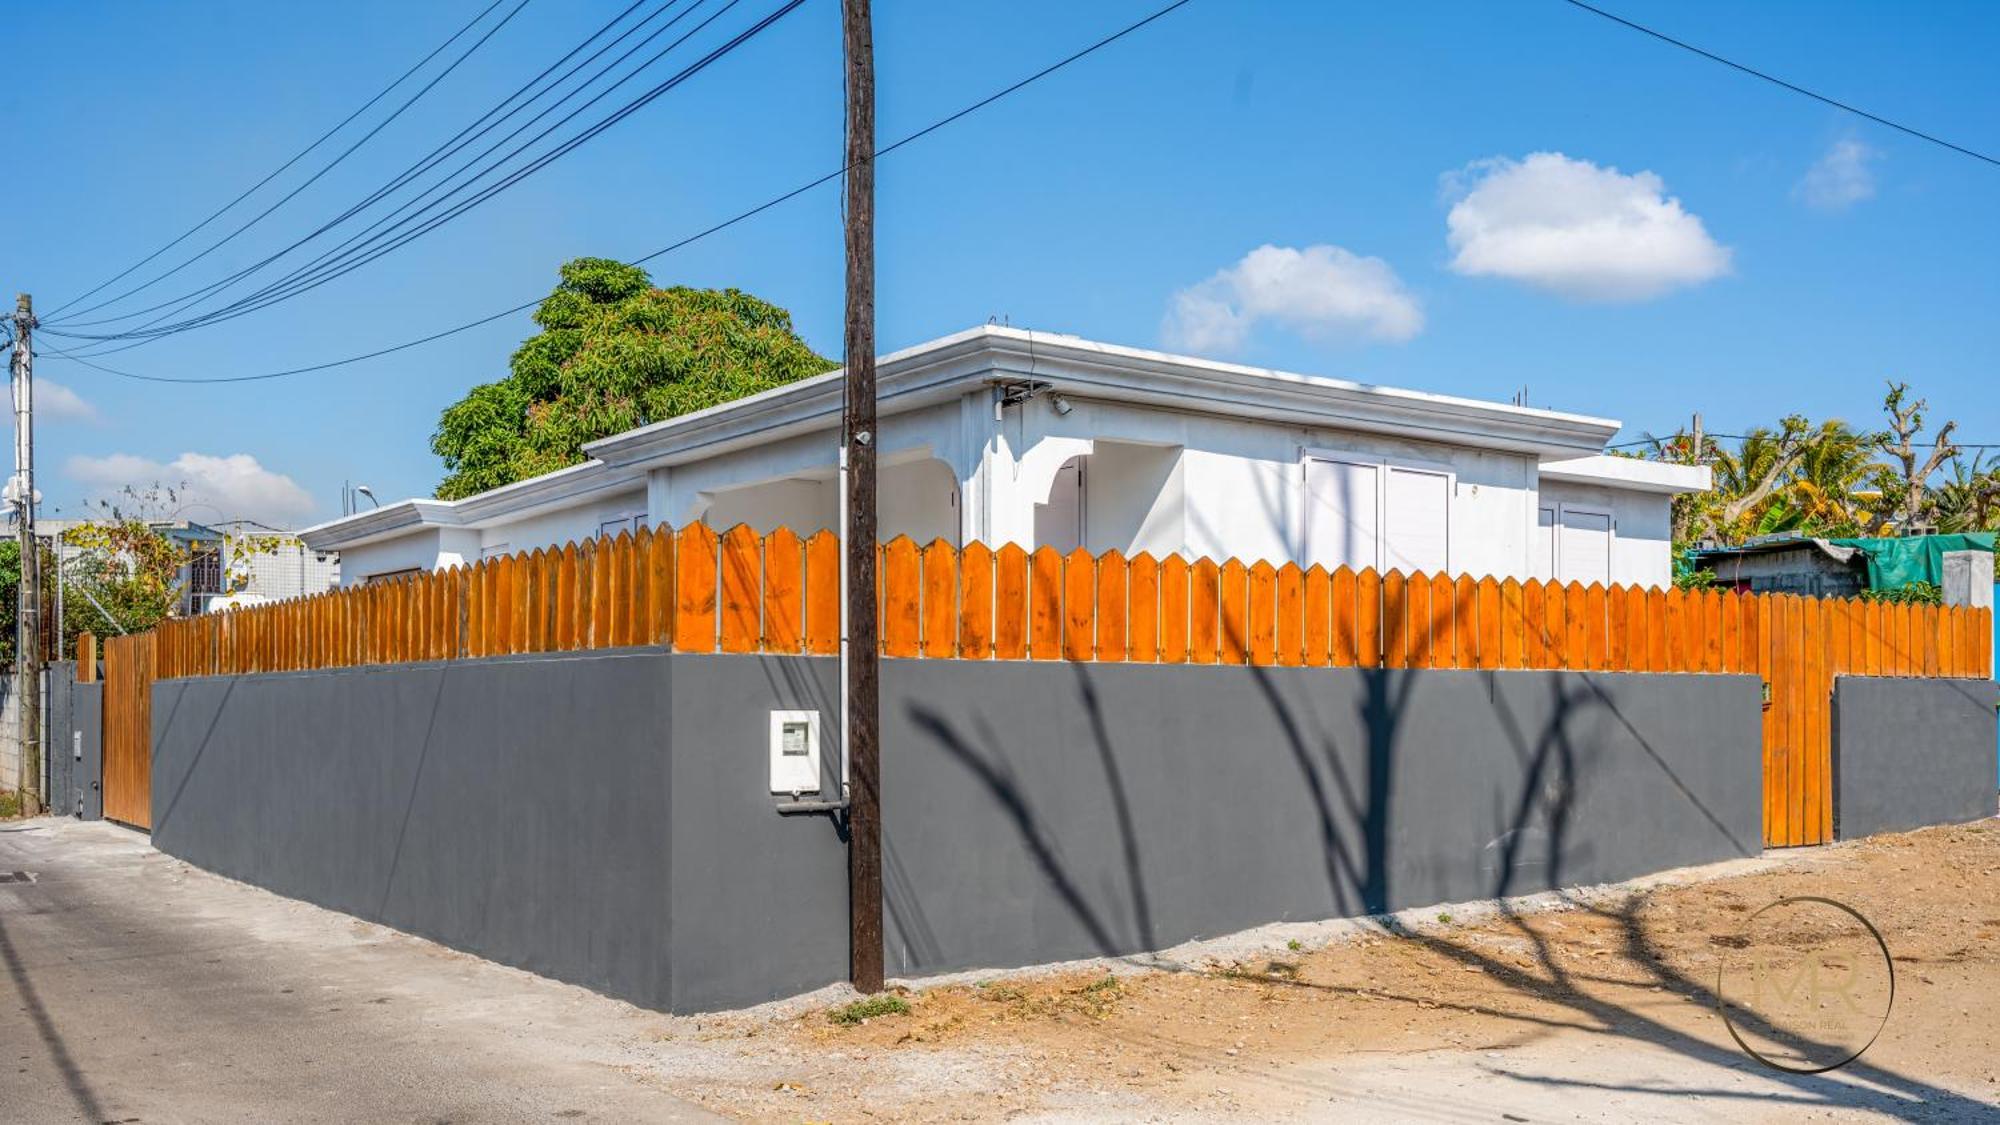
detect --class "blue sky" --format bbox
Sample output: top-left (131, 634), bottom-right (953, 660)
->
top-left (5, 0), bottom-right (1996, 527)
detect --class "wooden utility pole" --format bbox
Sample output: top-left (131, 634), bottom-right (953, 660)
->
top-left (841, 0), bottom-right (883, 994)
top-left (11, 294), bottom-right (41, 817)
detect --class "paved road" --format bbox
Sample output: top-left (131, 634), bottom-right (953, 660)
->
top-left (0, 819), bottom-right (717, 1124)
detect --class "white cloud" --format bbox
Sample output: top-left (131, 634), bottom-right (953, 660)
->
top-left (64, 451), bottom-right (317, 526)
top-left (1163, 243), bottom-right (1423, 354)
top-left (1, 379), bottom-right (97, 427)
top-left (1796, 138), bottom-right (1878, 211)
top-left (37, 379), bottom-right (99, 423)
top-left (1443, 152), bottom-right (1731, 301)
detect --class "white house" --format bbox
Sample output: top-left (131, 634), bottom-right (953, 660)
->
top-left (300, 326), bottom-right (1709, 589)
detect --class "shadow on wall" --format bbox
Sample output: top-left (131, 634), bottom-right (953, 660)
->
top-left (882, 660), bottom-right (1761, 978)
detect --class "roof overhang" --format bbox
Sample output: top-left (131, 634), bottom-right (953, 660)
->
top-left (584, 325), bottom-right (1621, 468)
top-left (299, 460), bottom-right (645, 551)
top-left (1538, 454), bottom-right (1711, 495)
top-left (303, 325), bottom-right (1634, 551)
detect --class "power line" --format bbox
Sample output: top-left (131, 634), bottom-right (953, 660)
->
top-left (45, 0), bottom-right (1197, 386)
top-left (1558, 0), bottom-right (2000, 169)
top-left (44, 0), bottom-right (515, 319)
top-left (49, 0), bottom-right (688, 339)
top-left (1608, 434), bottom-right (2000, 451)
top-left (62, 0), bottom-right (763, 346)
top-left (50, 0), bottom-right (535, 325)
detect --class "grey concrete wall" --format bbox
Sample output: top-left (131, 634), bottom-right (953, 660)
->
top-left (880, 664), bottom-right (1763, 976)
top-left (150, 651), bottom-right (845, 1014)
top-left (149, 653), bottom-right (1764, 1013)
top-left (1833, 676), bottom-right (1998, 840)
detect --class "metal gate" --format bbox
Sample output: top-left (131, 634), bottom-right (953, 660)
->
top-left (102, 633), bottom-right (154, 829)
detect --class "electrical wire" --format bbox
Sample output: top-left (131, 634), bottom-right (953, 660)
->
top-left (43, 0), bottom-right (1197, 385)
top-left (62, 0), bottom-right (763, 345)
top-left (1558, 0), bottom-right (2000, 168)
top-left (49, 0), bottom-right (535, 325)
top-left (44, 0), bottom-right (514, 319)
top-left (49, 0), bottom-right (688, 339)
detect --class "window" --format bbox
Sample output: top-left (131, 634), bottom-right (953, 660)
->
top-left (1304, 454), bottom-right (1450, 575)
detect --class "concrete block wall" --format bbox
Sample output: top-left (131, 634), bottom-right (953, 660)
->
top-left (1833, 676), bottom-right (1999, 839)
top-left (150, 652), bottom-right (1767, 1013)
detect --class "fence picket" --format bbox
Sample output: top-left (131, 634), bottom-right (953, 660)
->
top-left (958, 542), bottom-right (994, 660)
top-left (1190, 558), bottom-right (1220, 664)
top-left (1219, 559), bottom-right (1249, 665)
top-left (1247, 561), bottom-right (1278, 666)
top-left (1064, 548), bottom-right (1096, 663)
top-left (721, 525), bottom-right (763, 654)
top-left (675, 524), bottom-right (718, 652)
top-left (765, 527), bottom-right (805, 654)
top-left (995, 543), bottom-right (1029, 660)
top-left (1382, 570), bottom-right (1408, 669)
top-left (1097, 550), bottom-right (1128, 662)
top-left (880, 537), bottom-right (921, 658)
top-left (805, 530), bottom-right (839, 656)
top-left (1404, 572), bottom-right (1432, 668)
top-left (1355, 567), bottom-right (1380, 669)
top-left (1127, 552), bottom-right (1159, 662)
top-left (1159, 554), bottom-right (1189, 663)
top-left (1302, 565), bottom-right (1331, 667)
top-left (1030, 546), bottom-right (1063, 661)
top-left (1276, 563), bottom-right (1304, 667)
top-left (920, 538), bottom-right (958, 659)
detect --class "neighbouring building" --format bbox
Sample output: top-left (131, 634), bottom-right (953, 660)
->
top-left (300, 326), bottom-right (1711, 589)
top-left (1690, 534), bottom-right (1868, 598)
top-left (9, 516), bottom-right (340, 616)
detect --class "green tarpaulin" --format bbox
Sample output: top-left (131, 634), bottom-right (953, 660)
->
top-left (1826, 533), bottom-right (1996, 591)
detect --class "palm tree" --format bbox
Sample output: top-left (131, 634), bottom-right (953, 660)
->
top-left (1762, 420), bottom-right (1883, 536)
top-left (1930, 453), bottom-right (2000, 533)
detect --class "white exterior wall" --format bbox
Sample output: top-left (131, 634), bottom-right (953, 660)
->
top-left (971, 393), bottom-right (1541, 577)
top-left (1535, 479), bottom-right (1676, 589)
top-left (337, 530), bottom-right (455, 584)
top-left (476, 488), bottom-right (647, 557)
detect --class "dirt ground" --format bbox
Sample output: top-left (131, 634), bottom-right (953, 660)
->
top-left (642, 820), bottom-right (2000, 1122)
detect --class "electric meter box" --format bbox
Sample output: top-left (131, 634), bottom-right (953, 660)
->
top-left (768, 710), bottom-right (821, 795)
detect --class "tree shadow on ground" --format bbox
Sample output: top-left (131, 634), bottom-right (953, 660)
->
top-left (897, 659), bottom-right (1986, 1121)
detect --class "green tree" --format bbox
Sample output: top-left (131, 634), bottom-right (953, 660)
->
top-left (431, 258), bottom-right (836, 499)
top-left (57, 520), bottom-right (191, 655)
top-left (0, 540), bottom-right (19, 664)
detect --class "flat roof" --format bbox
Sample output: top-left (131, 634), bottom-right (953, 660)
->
top-left (304, 325), bottom-right (1630, 550)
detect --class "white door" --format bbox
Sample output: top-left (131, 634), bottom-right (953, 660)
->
top-left (1304, 458), bottom-right (1379, 571)
top-left (1558, 508), bottom-right (1613, 585)
top-left (1383, 467), bottom-right (1450, 576)
top-left (1035, 457), bottom-right (1086, 554)
top-left (1535, 505), bottom-right (1557, 580)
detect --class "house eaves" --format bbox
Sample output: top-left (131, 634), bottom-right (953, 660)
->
top-left (304, 326), bottom-right (1634, 552)
top-left (585, 325), bottom-right (1622, 469)
top-left (1539, 454), bottom-right (1712, 495)
top-left (299, 460), bottom-right (645, 551)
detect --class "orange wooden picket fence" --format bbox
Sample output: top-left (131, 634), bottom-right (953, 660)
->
top-left (91, 522), bottom-right (1991, 847)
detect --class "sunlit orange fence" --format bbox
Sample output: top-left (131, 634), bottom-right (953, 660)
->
top-left (78, 521), bottom-right (1991, 847)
